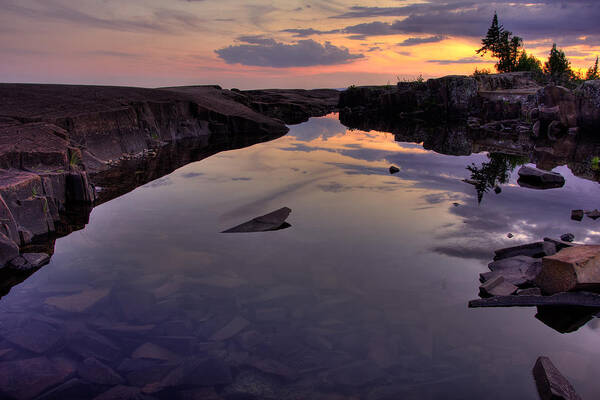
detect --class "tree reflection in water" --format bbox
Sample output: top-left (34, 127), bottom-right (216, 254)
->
top-left (467, 153), bottom-right (529, 203)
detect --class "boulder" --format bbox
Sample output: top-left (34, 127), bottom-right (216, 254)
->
top-left (494, 241), bottom-right (556, 261)
top-left (571, 210), bottom-right (584, 221)
top-left (484, 255), bottom-right (542, 286)
top-left (8, 256), bottom-right (29, 270)
top-left (0, 232), bottom-right (19, 268)
top-left (537, 85), bottom-right (578, 128)
top-left (543, 238), bottom-right (574, 252)
top-left (517, 166), bottom-right (565, 189)
top-left (560, 233), bottom-right (575, 243)
top-left (479, 276), bottom-right (518, 297)
top-left (22, 252), bottom-right (50, 268)
top-left (517, 288), bottom-right (542, 296)
top-left (533, 356), bottom-right (581, 400)
top-left (536, 245), bottom-right (600, 294)
top-left (585, 209), bottom-right (600, 220)
top-left (222, 207), bottom-right (291, 233)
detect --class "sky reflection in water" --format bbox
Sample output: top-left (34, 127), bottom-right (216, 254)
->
top-left (2, 115), bottom-right (600, 399)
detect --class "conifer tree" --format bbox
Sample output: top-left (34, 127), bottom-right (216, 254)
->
top-left (544, 44), bottom-right (572, 79)
top-left (476, 13), bottom-right (523, 73)
top-left (586, 56), bottom-right (599, 80)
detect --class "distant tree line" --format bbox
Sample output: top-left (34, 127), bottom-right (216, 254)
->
top-left (475, 13), bottom-right (599, 84)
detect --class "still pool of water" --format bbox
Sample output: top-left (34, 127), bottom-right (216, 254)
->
top-left (1, 114), bottom-right (600, 399)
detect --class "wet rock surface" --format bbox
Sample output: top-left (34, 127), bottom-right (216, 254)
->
top-left (533, 356), bottom-right (581, 400)
top-left (222, 208), bottom-right (292, 233)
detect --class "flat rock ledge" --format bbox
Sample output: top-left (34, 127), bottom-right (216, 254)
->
top-left (0, 84), bottom-right (339, 281)
top-left (470, 239), bottom-right (600, 334)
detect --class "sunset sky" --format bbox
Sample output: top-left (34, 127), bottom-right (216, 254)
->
top-left (1, 0), bottom-right (599, 89)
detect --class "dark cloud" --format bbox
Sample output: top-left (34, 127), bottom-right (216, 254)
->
top-left (0, 0), bottom-right (205, 33)
top-left (398, 35), bottom-right (445, 47)
top-left (282, 28), bottom-right (338, 37)
top-left (236, 35), bottom-right (277, 45)
top-left (324, 1), bottom-right (600, 46)
top-left (215, 39), bottom-right (363, 68)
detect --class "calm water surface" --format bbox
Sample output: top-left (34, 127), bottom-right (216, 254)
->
top-left (2, 114), bottom-right (600, 399)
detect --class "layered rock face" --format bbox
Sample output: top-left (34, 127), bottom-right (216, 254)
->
top-left (340, 76), bottom-right (478, 124)
top-left (339, 73), bottom-right (599, 137)
top-left (0, 84), bottom-right (339, 274)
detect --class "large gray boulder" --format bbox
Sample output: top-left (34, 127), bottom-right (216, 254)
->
top-left (536, 245), bottom-right (600, 294)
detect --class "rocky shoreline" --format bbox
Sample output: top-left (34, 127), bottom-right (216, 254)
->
top-left (0, 84), bottom-right (339, 285)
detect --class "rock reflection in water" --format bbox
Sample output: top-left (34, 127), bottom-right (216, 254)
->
top-left (0, 133), bottom-right (284, 301)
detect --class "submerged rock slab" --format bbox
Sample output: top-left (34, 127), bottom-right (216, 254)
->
top-left (0, 357), bottom-right (75, 400)
top-left (536, 245), bottom-right (600, 294)
top-left (533, 356), bottom-right (581, 400)
top-left (45, 287), bottom-right (110, 313)
top-left (222, 207), bottom-right (292, 233)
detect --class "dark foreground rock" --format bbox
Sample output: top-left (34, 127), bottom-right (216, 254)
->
top-left (533, 356), bottom-right (581, 400)
top-left (222, 207), bottom-right (292, 233)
